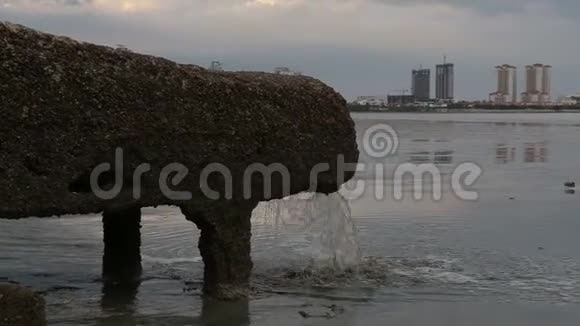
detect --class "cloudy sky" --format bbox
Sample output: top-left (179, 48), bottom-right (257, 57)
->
top-left (1, 0), bottom-right (579, 100)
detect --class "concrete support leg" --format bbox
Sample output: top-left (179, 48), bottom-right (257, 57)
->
top-left (181, 203), bottom-right (256, 300)
top-left (102, 207), bottom-right (142, 283)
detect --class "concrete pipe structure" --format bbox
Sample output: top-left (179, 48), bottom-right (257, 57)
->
top-left (0, 22), bottom-right (359, 300)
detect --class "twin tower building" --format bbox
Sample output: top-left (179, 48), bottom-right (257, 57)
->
top-left (490, 64), bottom-right (552, 105)
top-left (411, 61), bottom-right (454, 102)
top-left (412, 62), bottom-right (552, 105)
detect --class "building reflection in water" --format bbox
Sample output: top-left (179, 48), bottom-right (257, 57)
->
top-left (524, 142), bottom-right (548, 163)
top-left (434, 151), bottom-right (454, 164)
top-left (406, 139), bottom-right (454, 165)
top-left (496, 144), bottom-right (517, 164)
top-left (496, 142), bottom-right (548, 164)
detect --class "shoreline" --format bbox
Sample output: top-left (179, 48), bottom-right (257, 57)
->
top-left (349, 108), bottom-right (580, 114)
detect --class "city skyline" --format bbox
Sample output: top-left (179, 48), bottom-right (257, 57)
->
top-left (1, 1), bottom-right (578, 100)
top-left (364, 62), bottom-right (564, 104)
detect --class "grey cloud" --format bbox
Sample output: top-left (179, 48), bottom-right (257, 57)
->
top-left (1, 0), bottom-right (579, 100)
top-left (371, 0), bottom-right (580, 15)
top-left (1, 0), bottom-right (92, 6)
top-left (61, 0), bottom-right (90, 6)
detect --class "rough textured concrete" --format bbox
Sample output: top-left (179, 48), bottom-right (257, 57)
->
top-left (0, 22), bottom-right (359, 299)
top-left (0, 285), bottom-right (46, 326)
top-left (0, 21), bottom-right (358, 219)
top-left (181, 202), bottom-right (256, 299)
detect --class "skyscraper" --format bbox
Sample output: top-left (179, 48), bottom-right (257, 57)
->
top-left (490, 65), bottom-right (517, 104)
top-left (412, 68), bottom-right (431, 101)
top-left (436, 60), bottom-right (454, 100)
top-left (521, 64), bottom-right (552, 104)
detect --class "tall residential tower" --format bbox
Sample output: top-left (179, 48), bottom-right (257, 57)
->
top-left (521, 64), bottom-right (552, 104)
top-left (490, 65), bottom-right (517, 104)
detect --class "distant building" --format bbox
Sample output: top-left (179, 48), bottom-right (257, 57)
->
top-left (209, 61), bottom-right (224, 71)
top-left (387, 95), bottom-right (416, 105)
top-left (490, 65), bottom-right (517, 104)
top-left (274, 67), bottom-right (302, 76)
top-left (412, 68), bottom-right (431, 101)
top-left (521, 64), bottom-right (552, 104)
top-left (561, 93), bottom-right (580, 105)
top-left (436, 62), bottom-right (454, 100)
top-left (355, 96), bottom-right (387, 107)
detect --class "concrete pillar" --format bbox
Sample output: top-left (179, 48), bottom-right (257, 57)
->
top-left (102, 207), bottom-right (142, 284)
top-left (181, 202), bottom-right (256, 300)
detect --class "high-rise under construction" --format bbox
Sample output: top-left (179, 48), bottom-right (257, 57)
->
top-left (412, 68), bottom-right (431, 101)
top-left (436, 60), bottom-right (454, 100)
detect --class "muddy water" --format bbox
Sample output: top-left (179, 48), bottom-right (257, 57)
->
top-left (1, 113), bottom-right (580, 325)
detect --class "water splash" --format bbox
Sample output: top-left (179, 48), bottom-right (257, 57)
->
top-left (252, 192), bottom-right (361, 271)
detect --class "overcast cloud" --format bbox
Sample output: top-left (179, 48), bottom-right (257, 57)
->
top-left (1, 0), bottom-right (578, 99)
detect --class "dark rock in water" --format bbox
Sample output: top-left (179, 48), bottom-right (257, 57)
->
top-left (0, 22), bottom-right (359, 300)
top-left (565, 182), bottom-right (576, 188)
top-left (0, 285), bottom-right (46, 326)
top-left (298, 311), bottom-right (311, 318)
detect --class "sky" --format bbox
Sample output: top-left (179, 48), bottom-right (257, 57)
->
top-left (1, 0), bottom-right (579, 100)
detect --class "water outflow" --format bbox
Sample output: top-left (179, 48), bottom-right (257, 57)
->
top-left (252, 192), bottom-right (361, 271)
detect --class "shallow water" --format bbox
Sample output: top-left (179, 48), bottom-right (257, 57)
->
top-left (2, 113), bottom-right (580, 325)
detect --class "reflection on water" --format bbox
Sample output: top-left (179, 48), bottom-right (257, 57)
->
top-left (407, 150), bottom-right (454, 165)
top-left (496, 142), bottom-right (548, 164)
top-left (98, 282), bottom-right (139, 326)
top-left (496, 145), bottom-right (517, 164)
top-left (405, 139), bottom-right (454, 165)
top-left (97, 283), bottom-right (250, 326)
top-left (200, 299), bottom-right (250, 326)
top-left (524, 142), bottom-right (548, 163)
top-left (3, 113), bottom-right (580, 325)
top-left (373, 137), bottom-right (458, 168)
top-left (398, 133), bottom-right (549, 168)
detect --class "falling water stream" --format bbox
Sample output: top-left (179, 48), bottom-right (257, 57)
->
top-left (252, 192), bottom-right (361, 271)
